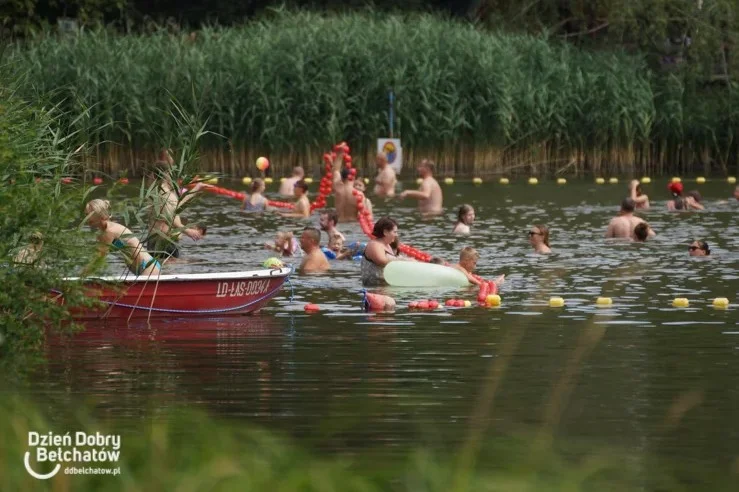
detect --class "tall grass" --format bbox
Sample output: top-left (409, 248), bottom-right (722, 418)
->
top-left (4, 10), bottom-right (738, 177)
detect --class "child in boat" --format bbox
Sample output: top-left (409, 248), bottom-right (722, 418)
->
top-left (84, 199), bottom-right (161, 276)
top-left (264, 231), bottom-right (300, 257)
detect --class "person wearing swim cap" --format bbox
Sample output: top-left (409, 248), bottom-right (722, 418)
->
top-left (374, 152), bottom-right (397, 198)
top-left (629, 180), bottom-right (650, 209)
top-left (299, 227), bottom-right (330, 273)
top-left (688, 240), bottom-right (710, 256)
top-left (279, 166), bottom-right (304, 197)
top-left (606, 198), bottom-right (655, 240)
top-left (399, 159), bottom-right (443, 216)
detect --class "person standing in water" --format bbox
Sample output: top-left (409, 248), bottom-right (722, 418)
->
top-left (242, 178), bottom-right (269, 212)
top-left (399, 159), bottom-right (443, 216)
top-left (528, 224), bottom-right (552, 253)
top-left (629, 180), bottom-right (650, 209)
top-left (281, 180), bottom-right (311, 218)
top-left (299, 227), bottom-right (330, 273)
top-left (452, 204), bottom-right (475, 235)
top-left (279, 166), bottom-right (305, 197)
top-left (373, 152), bottom-right (397, 197)
top-left (606, 198), bottom-right (656, 240)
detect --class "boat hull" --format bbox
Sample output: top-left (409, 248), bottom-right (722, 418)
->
top-left (55, 268), bottom-right (292, 319)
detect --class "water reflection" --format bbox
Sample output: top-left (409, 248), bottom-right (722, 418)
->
top-left (35, 180), bottom-right (739, 473)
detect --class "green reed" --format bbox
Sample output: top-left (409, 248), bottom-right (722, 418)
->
top-left (4, 10), bottom-right (737, 177)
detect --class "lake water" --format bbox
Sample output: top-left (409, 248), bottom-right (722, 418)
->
top-left (34, 179), bottom-right (739, 482)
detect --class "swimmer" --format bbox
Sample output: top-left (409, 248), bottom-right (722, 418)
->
top-left (242, 178), bottom-right (269, 212)
top-left (688, 240), bottom-right (710, 256)
top-left (361, 217), bottom-right (403, 286)
top-left (632, 222), bottom-right (650, 242)
top-left (353, 179), bottom-right (374, 217)
top-left (333, 168), bottom-right (362, 222)
top-left (84, 199), bottom-right (161, 276)
top-left (666, 182), bottom-right (701, 211)
top-left (279, 166), bottom-right (305, 197)
top-left (299, 227), bottom-right (330, 273)
top-left (629, 179), bottom-right (650, 209)
top-left (280, 180), bottom-right (311, 218)
top-left (14, 231), bottom-right (44, 265)
top-left (528, 224), bottom-right (552, 253)
top-left (374, 152), bottom-right (397, 197)
top-left (452, 246), bottom-right (504, 287)
top-left (606, 198), bottom-right (655, 240)
top-left (264, 231), bottom-right (300, 257)
top-left (319, 209), bottom-right (345, 244)
top-left (452, 204), bottom-right (475, 235)
top-left (399, 159), bottom-right (443, 216)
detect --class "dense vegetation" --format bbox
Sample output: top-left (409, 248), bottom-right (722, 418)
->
top-left (5, 11), bottom-right (737, 178)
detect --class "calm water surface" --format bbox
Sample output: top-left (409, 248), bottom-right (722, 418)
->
top-left (33, 180), bottom-right (739, 478)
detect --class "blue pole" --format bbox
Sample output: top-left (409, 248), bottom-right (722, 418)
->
top-left (389, 90), bottom-right (395, 138)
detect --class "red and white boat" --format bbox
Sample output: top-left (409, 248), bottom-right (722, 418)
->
top-left (54, 267), bottom-right (293, 319)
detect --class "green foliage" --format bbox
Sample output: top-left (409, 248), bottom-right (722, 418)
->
top-left (0, 86), bottom-right (101, 377)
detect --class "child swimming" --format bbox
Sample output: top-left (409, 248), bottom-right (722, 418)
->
top-left (265, 231), bottom-right (301, 257)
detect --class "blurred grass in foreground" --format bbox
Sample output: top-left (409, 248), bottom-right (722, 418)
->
top-left (0, 390), bottom-right (735, 491)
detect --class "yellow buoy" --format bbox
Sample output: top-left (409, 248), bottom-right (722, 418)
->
top-left (712, 297), bottom-right (729, 309)
top-left (444, 177), bottom-right (454, 185)
top-left (608, 177), bottom-right (619, 184)
top-left (364, 178), bottom-right (370, 184)
top-left (485, 294), bottom-right (501, 307)
top-left (242, 177), bottom-right (252, 185)
top-left (416, 178), bottom-right (423, 184)
top-left (672, 298), bottom-right (689, 308)
top-left (463, 300), bottom-right (472, 308)
top-left (472, 177), bottom-right (482, 184)
top-left (528, 177), bottom-right (538, 185)
top-left (596, 297), bottom-right (612, 306)
top-left (549, 297), bottom-right (565, 307)
top-left (556, 178), bottom-right (567, 185)
top-left (595, 177), bottom-right (605, 185)
top-left (499, 177), bottom-right (510, 185)
top-left (206, 176), bottom-right (218, 185)
top-left (728, 176), bottom-right (737, 184)
top-left (671, 176), bottom-right (682, 183)
top-left (280, 177), bottom-right (287, 183)
top-left (696, 176), bottom-right (706, 184)
top-left (304, 177), bottom-right (313, 184)
top-left (640, 176), bottom-right (651, 184)
top-left (264, 177), bottom-right (274, 184)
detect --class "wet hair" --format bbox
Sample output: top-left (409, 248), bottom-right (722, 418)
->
top-left (686, 190), bottom-right (702, 203)
top-left (294, 180), bottom-right (308, 192)
top-left (692, 240), bottom-right (710, 255)
top-left (321, 209), bottom-right (339, 226)
top-left (301, 227), bottom-right (321, 245)
top-left (429, 257), bottom-right (444, 264)
top-left (457, 204), bottom-right (474, 223)
top-left (371, 217), bottom-right (398, 240)
top-left (459, 246), bottom-right (479, 263)
top-left (533, 224), bottom-right (550, 246)
top-left (85, 199), bottom-right (111, 220)
top-left (673, 197), bottom-right (685, 210)
top-left (620, 197), bottom-right (635, 213)
top-left (419, 159), bottom-right (435, 174)
top-left (633, 222), bottom-right (649, 242)
top-left (250, 178), bottom-right (264, 193)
